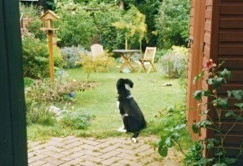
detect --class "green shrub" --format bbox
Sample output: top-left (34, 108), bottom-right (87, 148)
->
top-left (22, 36), bottom-right (64, 79)
top-left (156, 104), bottom-right (186, 129)
top-left (26, 100), bottom-right (57, 126)
top-left (56, 3), bottom-right (98, 48)
top-left (54, 46), bottom-right (64, 68)
top-left (24, 77), bottom-right (35, 87)
top-left (22, 36), bottom-right (49, 78)
top-left (112, 5), bottom-right (147, 50)
top-left (60, 112), bottom-right (95, 130)
top-left (91, 7), bottom-right (124, 51)
top-left (155, 0), bottom-right (190, 49)
top-left (25, 77), bottom-right (98, 104)
top-left (60, 46), bottom-right (89, 69)
top-left (158, 46), bottom-right (188, 79)
top-left (80, 52), bottom-right (115, 79)
top-left (156, 104), bottom-right (189, 157)
top-left (189, 60), bottom-right (242, 165)
top-left (25, 76), bottom-right (99, 126)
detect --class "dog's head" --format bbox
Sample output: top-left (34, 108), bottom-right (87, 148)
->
top-left (116, 78), bottom-right (133, 93)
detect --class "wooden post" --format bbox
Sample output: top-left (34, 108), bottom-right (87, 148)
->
top-left (48, 30), bottom-right (54, 82)
top-left (40, 10), bottom-right (59, 82)
top-left (125, 38), bottom-right (128, 50)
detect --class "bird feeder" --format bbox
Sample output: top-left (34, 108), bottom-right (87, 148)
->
top-left (40, 10), bottom-right (59, 82)
top-left (40, 10), bottom-right (59, 31)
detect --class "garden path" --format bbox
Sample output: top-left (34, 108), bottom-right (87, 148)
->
top-left (28, 136), bottom-right (183, 166)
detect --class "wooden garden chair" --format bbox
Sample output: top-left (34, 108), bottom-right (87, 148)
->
top-left (138, 47), bottom-right (157, 73)
top-left (89, 43), bottom-right (110, 72)
top-left (91, 43), bottom-right (104, 57)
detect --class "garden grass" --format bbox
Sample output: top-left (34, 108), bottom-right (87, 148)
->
top-left (27, 67), bottom-right (185, 140)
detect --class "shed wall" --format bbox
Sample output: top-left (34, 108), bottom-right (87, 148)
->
top-left (187, 0), bottom-right (243, 160)
top-left (216, 0), bottom-right (243, 159)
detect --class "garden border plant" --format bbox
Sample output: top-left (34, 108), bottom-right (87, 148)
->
top-left (188, 59), bottom-right (243, 165)
top-left (157, 59), bottom-right (243, 165)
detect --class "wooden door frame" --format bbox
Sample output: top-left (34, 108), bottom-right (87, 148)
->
top-left (186, 0), bottom-right (206, 139)
top-left (0, 1), bottom-right (28, 165)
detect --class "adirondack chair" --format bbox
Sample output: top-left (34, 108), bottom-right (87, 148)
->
top-left (88, 43), bottom-right (111, 72)
top-left (138, 47), bottom-right (157, 73)
top-left (90, 43), bottom-right (104, 57)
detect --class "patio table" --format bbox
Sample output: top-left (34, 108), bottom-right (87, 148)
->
top-left (113, 49), bottom-right (141, 72)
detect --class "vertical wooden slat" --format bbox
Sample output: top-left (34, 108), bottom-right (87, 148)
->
top-left (186, 0), bottom-right (206, 140)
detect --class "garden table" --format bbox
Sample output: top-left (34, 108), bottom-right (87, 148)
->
top-left (113, 49), bottom-right (141, 72)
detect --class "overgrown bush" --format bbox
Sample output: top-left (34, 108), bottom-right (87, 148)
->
top-left (24, 77), bottom-right (35, 87)
top-left (25, 76), bottom-right (99, 126)
top-left (112, 5), bottom-right (147, 50)
top-left (25, 77), bottom-right (98, 104)
top-left (22, 36), bottom-right (49, 78)
top-left (55, 2), bottom-right (98, 48)
top-left (156, 104), bottom-right (189, 157)
top-left (55, 1), bottom-right (147, 50)
top-left (22, 36), bottom-right (63, 78)
top-left (158, 46), bottom-right (188, 79)
top-left (60, 46), bottom-right (90, 69)
top-left (60, 112), bottom-right (95, 130)
top-left (80, 52), bottom-right (115, 79)
top-left (91, 6), bottom-right (124, 51)
top-left (155, 0), bottom-right (190, 49)
top-left (26, 101), bottom-right (57, 126)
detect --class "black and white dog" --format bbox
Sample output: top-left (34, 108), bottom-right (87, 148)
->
top-left (116, 78), bottom-right (146, 143)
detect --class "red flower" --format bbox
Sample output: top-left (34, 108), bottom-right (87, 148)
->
top-left (204, 59), bottom-right (214, 71)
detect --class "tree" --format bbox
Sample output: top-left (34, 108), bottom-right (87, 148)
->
top-left (156, 0), bottom-right (190, 49)
top-left (112, 5), bottom-right (147, 49)
top-left (125, 0), bottom-right (161, 49)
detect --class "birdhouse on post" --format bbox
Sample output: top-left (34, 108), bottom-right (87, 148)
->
top-left (40, 10), bottom-right (59, 82)
top-left (40, 10), bottom-right (59, 31)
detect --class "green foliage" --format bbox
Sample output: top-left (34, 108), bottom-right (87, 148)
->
top-left (44, 0), bottom-right (56, 10)
top-left (156, 0), bottom-right (190, 49)
top-left (25, 77), bottom-right (98, 104)
top-left (80, 52), bottom-right (115, 79)
top-left (22, 36), bottom-right (49, 78)
top-left (25, 75), bottom-right (98, 127)
top-left (126, 0), bottom-right (161, 48)
top-left (90, 5), bottom-right (124, 51)
top-left (55, 2), bottom-right (98, 48)
top-left (26, 101), bottom-right (57, 126)
top-left (54, 46), bottom-right (64, 67)
top-left (19, 4), bottom-right (46, 41)
top-left (184, 141), bottom-right (206, 166)
top-left (112, 5), bottom-right (147, 49)
top-left (60, 112), bottom-right (95, 130)
top-left (156, 104), bottom-right (188, 157)
top-left (22, 36), bottom-right (63, 78)
top-left (24, 77), bottom-right (35, 87)
top-left (158, 46), bottom-right (188, 78)
top-left (60, 46), bottom-right (89, 69)
top-left (189, 60), bottom-right (243, 165)
top-left (56, 1), bottom-right (148, 50)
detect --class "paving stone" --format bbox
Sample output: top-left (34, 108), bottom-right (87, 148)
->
top-left (101, 156), bottom-right (121, 166)
top-left (28, 154), bottom-right (48, 164)
top-left (28, 136), bottom-right (182, 166)
top-left (28, 160), bottom-right (47, 166)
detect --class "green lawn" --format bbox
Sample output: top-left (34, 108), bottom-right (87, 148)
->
top-left (27, 67), bottom-right (185, 140)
